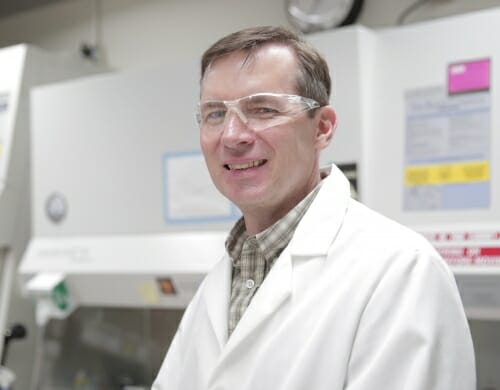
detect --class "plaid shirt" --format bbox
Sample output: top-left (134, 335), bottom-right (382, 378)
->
top-left (225, 184), bottom-right (321, 336)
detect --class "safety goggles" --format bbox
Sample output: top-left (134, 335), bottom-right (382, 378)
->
top-left (196, 93), bottom-right (320, 133)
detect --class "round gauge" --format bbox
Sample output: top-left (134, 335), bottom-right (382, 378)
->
top-left (46, 192), bottom-right (68, 223)
top-left (285, 0), bottom-right (364, 33)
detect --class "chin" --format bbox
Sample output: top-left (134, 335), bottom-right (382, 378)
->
top-left (222, 187), bottom-right (261, 205)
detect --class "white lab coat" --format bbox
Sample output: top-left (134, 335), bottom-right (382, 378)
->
top-left (153, 164), bottom-right (475, 390)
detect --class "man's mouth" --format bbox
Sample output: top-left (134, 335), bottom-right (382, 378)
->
top-left (224, 159), bottom-right (267, 170)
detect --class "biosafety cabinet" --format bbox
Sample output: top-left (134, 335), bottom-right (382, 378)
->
top-left (20, 61), bottom-right (234, 313)
top-left (0, 44), bottom-right (102, 390)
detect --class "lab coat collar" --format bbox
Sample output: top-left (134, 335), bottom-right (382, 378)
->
top-left (289, 164), bottom-right (351, 257)
top-left (206, 246), bottom-right (293, 385)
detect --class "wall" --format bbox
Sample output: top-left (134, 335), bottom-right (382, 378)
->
top-left (0, 0), bottom-right (499, 70)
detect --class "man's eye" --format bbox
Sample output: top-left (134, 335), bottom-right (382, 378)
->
top-left (205, 110), bottom-right (226, 122)
top-left (250, 107), bottom-right (280, 116)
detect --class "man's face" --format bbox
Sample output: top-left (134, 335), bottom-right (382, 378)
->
top-left (200, 44), bottom-right (329, 221)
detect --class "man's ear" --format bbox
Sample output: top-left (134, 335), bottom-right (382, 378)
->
top-left (315, 106), bottom-right (336, 150)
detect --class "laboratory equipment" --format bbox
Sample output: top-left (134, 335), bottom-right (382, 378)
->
top-left (20, 61), bottom-right (232, 314)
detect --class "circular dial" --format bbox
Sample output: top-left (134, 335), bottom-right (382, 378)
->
top-left (286, 0), bottom-right (363, 33)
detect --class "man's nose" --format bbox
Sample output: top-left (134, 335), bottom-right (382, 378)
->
top-left (221, 107), bottom-right (255, 148)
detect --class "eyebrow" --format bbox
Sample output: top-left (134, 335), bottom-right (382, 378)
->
top-left (201, 101), bottom-right (226, 107)
top-left (247, 94), bottom-right (269, 103)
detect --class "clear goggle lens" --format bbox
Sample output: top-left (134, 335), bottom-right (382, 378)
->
top-left (197, 93), bottom-right (320, 133)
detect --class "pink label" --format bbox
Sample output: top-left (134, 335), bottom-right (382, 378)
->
top-left (448, 58), bottom-right (490, 94)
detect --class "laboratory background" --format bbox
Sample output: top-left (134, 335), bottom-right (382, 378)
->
top-left (1, 0), bottom-right (500, 389)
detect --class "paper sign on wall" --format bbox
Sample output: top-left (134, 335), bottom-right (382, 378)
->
top-left (162, 151), bottom-right (239, 224)
top-left (403, 86), bottom-right (491, 211)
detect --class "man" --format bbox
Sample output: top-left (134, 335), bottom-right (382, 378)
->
top-left (153, 26), bottom-right (475, 389)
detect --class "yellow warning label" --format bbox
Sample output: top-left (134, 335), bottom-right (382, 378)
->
top-left (405, 161), bottom-right (489, 186)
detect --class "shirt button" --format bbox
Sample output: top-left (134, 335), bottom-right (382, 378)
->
top-left (245, 279), bottom-right (255, 289)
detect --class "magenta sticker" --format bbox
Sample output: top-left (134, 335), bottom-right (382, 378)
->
top-left (448, 58), bottom-right (490, 94)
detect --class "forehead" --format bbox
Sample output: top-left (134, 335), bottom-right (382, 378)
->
top-left (200, 44), bottom-right (299, 100)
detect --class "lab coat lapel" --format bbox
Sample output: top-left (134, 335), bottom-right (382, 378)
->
top-left (228, 246), bottom-right (292, 344)
top-left (203, 255), bottom-right (232, 351)
top-left (290, 164), bottom-right (351, 257)
top-left (209, 247), bottom-right (293, 381)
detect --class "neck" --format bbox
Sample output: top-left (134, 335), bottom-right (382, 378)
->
top-left (242, 176), bottom-right (321, 236)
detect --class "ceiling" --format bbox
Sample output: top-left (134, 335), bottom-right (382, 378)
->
top-left (0, 0), bottom-right (65, 19)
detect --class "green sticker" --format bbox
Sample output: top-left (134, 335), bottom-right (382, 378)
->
top-left (51, 281), bottom-right (69, 311)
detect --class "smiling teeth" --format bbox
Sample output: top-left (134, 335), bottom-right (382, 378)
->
top-left (227, 160), bottom-right (265, 170)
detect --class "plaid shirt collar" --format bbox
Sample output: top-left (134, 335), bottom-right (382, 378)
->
top-left (226, 182), bottom-right (322, 266)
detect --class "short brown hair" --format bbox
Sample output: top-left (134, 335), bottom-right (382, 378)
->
top-left (200, 26), bottom-right (331, 106)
